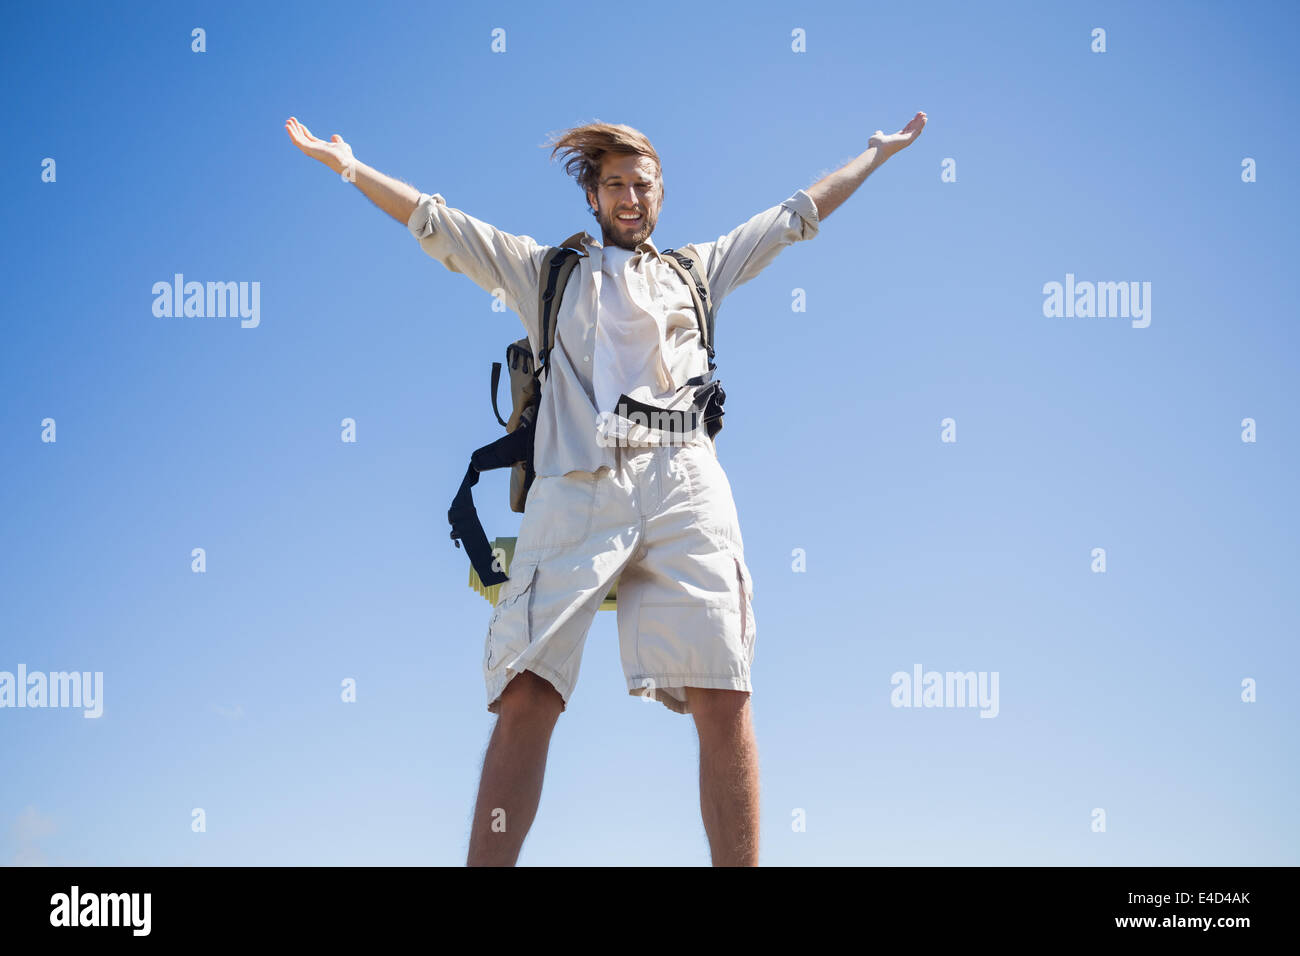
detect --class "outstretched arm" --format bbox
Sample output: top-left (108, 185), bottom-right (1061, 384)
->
top-left (285, 116), bottom-right (420, 224)
top-left (285, 115), bottom-right (545, 337)
top-left (806, 111), bottom-right (926, 221)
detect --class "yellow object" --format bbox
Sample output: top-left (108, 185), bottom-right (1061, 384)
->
top-left (469, 536), bottom-right (617, 610)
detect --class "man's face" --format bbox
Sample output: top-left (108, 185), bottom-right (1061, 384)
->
top-left (587, 153), bottom-right (662, 251)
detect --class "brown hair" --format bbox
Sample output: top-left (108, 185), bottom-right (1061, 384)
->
top-left (542, 121), bottom-right (662, 213)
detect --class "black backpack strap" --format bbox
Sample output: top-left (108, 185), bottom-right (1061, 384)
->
top-left (537, 240), bottom-right (585, 381)
top-left (448, 464), bottom-right (504, 587)
top-left (611, 368), bottom-right (727, 443)
top-left (456, 234), bottom-right (590, 587)
top-left (448, 424), bottom-right (536, 587)
top-left (489, 361), bottom-right (508, 427)
top-left (661, 245), bottom-right (715, 364)
top-left (684, 368), bottom-right (726, 440)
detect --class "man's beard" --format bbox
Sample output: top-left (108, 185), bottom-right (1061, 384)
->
top-left (598, 203), bottom-right (655, 250)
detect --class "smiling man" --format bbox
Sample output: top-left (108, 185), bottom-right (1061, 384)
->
top-left (286, 112), bottom-right (925, 866)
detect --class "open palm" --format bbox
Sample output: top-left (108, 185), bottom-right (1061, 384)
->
top-left (285, 116), bottom-right (354, 173)
top-left (869, 111), bottom-right (927, 153)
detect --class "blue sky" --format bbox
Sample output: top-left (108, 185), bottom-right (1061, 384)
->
top-left (2, 0), bottom-right (1297, 866)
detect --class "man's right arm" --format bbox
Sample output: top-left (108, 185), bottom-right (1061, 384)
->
top-left (403, 192), bottom-right (545, 331)
top-left (286, 116), bottom-right (545, 331)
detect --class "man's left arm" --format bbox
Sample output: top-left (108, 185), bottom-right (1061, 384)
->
top-left (806, 111), bottom-right (927, 221)
top-left (693, 189), bottom-right (821, 311)
top-left (696, 111), bottom-right (926, 309)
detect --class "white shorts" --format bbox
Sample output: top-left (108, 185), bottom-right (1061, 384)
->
top-left (483, 433), bottom-right (756, 715)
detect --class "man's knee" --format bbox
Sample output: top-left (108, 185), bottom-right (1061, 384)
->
top-left (497, 669), bottom-right (564, 725)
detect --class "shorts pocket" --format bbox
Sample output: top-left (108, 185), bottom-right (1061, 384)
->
top-left (486, 559), bottom-right (538, 670)
top-left (517, 473), bottom-right (598, 552)
top-left (732, 554), bottom-right (756, 662)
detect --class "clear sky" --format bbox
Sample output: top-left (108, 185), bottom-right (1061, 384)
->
top-left (2, 0), bottom-right (1297, 866)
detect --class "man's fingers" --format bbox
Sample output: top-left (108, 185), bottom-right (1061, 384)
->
top-left (286, 116), bottom-right (348, 165)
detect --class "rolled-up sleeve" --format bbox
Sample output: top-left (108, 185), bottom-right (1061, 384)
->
top-left (695, 187), bottom-right (820, 310)
top-left (406, 192), bottom-right (546, 326)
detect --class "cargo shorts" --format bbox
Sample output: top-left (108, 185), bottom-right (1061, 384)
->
top-left (482, 433), bottom-right (756, 716)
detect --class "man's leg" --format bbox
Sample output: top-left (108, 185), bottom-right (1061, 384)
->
top-left (467, 670), bottom-right (565, 866)
top-left (685, 686), bottom-right (759, 866)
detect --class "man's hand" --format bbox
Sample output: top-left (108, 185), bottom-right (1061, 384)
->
top-left (806, 110), bottom-right (927, 221)
top-left (868, 111), bottom-right (926, 158)
top-left (285, 116), bottom-right (355, 176)
top-left (284, 115), bottom-right (421, 224)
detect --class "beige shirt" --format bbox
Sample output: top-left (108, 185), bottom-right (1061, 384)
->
top-left (406, 187), bottom-right (821, 477)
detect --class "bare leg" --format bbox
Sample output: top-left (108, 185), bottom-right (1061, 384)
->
top-left (685, 687), bottom-right (759, 866)
top-left (466, 670), bottom-right (565, 866)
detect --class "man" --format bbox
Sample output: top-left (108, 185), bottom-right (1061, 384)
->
top-left (285, 112), bottom-right (926, 866)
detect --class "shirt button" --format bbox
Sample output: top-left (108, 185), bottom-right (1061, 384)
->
top-left (583, 354), bottom-right (590, 362)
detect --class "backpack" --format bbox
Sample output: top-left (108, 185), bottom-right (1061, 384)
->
top-left (448, 236), bottom-right (724, 587)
